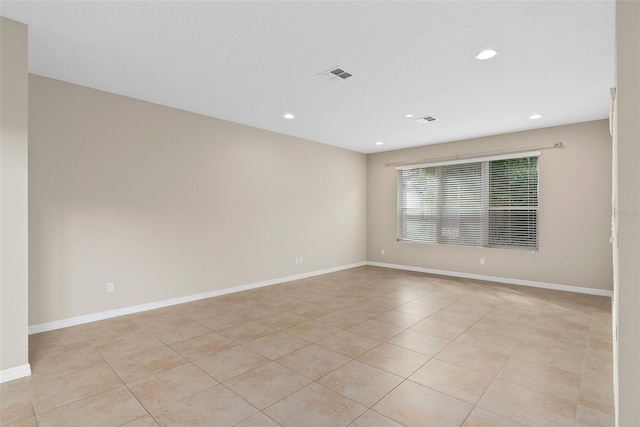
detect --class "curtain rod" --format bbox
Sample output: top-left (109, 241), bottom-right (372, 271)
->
top-left (383, 142), bottom-right (564, 168)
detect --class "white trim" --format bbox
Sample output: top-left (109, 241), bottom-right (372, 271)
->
top-left (28, 259), bottom-right (611, 336)
top-left (395, 150), bottom-right (541, 170)
top-left (0, 363), bottom-right (31, 383)
top-left (29, 262), bottom-right (367, 335)
top-left (367, 261), bottom-right (613, 297)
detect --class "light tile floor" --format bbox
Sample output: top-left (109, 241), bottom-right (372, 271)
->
top-left (1, 266), bottom-right (614, 426)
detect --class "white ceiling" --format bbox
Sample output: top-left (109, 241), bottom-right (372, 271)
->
top-left (1, 1), bottom-right (615, 154)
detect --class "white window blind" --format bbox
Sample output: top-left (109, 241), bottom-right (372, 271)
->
top-left (397, 154), bottom-right (539, 249)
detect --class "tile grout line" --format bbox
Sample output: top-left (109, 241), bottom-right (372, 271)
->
top-left (19, 267), bottom-right (612, 426)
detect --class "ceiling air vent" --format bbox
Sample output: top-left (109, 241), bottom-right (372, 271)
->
top-left (318, 66), bottom-right (353, 81)
top-left (413, 116), bottom-right (437, 123)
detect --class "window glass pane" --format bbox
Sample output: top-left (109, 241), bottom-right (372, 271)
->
top-left (398, 167), bottom-right (438, 243)
top-left (488, 156), bottom-right (538, 249)
top-left (441, 163), bottom-right (483, 245)
top-left (490, 157), bottom-right (538, 207)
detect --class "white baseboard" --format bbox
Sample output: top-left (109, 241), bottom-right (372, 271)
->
top-left (0, 363), bottom-right (31, 383)
top-left (29, 261), bottom-right (367, 335)
top-left (29, 259), bottom-right (611, 335)
top-left (367, 261), bottom-right (614, 297)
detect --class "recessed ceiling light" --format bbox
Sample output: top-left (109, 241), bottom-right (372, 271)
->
top-left (404, 114), bottom-right (414, 118)
top-left (283, 113), bottom-right (295, 119)
top-left (475, 49), bottom-right (497, 60)
top-left (529, 114), bottom-right (542, 120)
top-left (376, 141), bottom-right (384, 146)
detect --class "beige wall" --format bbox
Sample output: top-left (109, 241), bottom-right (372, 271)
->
top-left (615, 0), bottom-right (640, 424)
top-left (0, 18), bottom-right (30, 373)
top-left (368, 120), bottom-right (613, 291)
top-left (28, 75), bottom-right (367, 326)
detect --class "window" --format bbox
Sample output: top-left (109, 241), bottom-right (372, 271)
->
top-left (397, 153), bottom-right (539, 249)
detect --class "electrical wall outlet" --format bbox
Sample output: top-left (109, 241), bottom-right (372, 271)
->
top-left (295, 257), bottom-right (303, 264)
top-left (381, 249), bottom-right (385, 255)
top-left (106, 282), bottom-right (114, 293)
top-left (480, 258), bottom-right (485, 265)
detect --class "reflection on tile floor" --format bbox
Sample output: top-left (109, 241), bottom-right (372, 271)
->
top-left (1, 266), bottom-right (614, 426)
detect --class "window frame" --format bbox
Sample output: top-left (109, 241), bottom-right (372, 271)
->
top-left (396, 151), bottom-right (540, 250)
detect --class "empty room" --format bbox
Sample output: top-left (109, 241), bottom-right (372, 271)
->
top-left (1, 1), bottom-right (639, 426)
